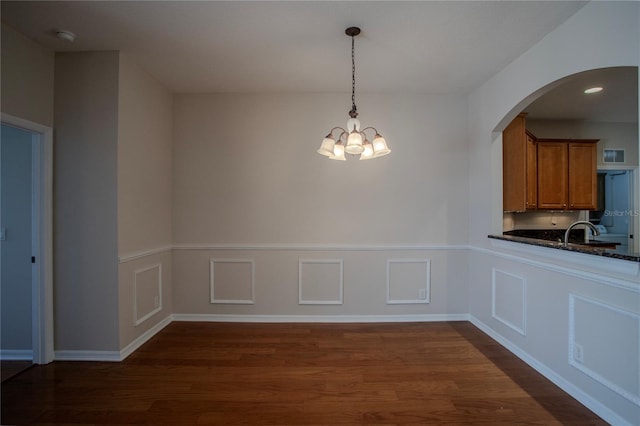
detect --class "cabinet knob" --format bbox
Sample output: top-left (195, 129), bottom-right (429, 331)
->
top-left (563, 204), bottom-right (567, 207)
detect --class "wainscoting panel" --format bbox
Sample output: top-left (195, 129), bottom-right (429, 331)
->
top-left (133, 264), bottom-right (162, 326)
top-left (491, 268), bottom-right (526, 336)
top-left (172, 247), bottom-right (468, 318)
top-left (298, 259), bottom-right (343, 305)
top-left (386, 259), bottom-right (431, 304)
top-left (210, 259), bottom-right (255, 304)
top-left (569, 294), bottom-right (640, 406)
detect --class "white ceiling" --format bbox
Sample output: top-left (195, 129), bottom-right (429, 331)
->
top-left (523, 67), bottom-right (638, 124)
top-left (2, 1), bottom-right (587, 94)
top-left (3, 1), bottom-right (636, 123)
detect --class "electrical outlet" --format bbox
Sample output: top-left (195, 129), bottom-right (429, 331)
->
top-left (573, 343), bottom-right (584, 363)
top-left (419, 289), bottom-right (426, 299)
top-left (154, 295), bottom-right (160, 308)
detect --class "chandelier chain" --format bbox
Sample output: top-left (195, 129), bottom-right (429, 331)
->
top-left (351, 34), bottom-right (357, 115)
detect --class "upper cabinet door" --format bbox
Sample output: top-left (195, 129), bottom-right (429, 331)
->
top-left (568, 142), bottom-right (597, 210)
top-left (503, 114), bottom-right (527, 212)
top-left (525, 134), bottom-right (537, 210)
top-left (537, 142), bottom-right (568, 210)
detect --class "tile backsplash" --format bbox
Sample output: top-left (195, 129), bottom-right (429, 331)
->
top-left (503, 210), bottom-right (585, 231)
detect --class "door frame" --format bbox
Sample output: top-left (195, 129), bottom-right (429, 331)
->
top-left (596, 165), bottom-right (639, 253)
top-left (1, 113), bottom-right (53, 364)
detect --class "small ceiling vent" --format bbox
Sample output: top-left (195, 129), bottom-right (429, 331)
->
top-left (603, 149), bottom-right (625, 163)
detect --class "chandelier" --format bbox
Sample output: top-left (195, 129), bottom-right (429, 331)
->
top-left (317, 27), bottom-right (391, 161)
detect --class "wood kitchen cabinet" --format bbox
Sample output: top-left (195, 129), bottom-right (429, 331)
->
top-left (536, 139), bottom-right (598, 210)
top-left (503, 114), bottom-right (537, 211)
top-left (503, 112), bottom-right (598, 211)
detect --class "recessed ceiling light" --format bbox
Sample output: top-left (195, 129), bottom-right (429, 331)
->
top-left (584, 87), bottom-right (603, 94)
top-left (55, 30), bottom-right (76, 43)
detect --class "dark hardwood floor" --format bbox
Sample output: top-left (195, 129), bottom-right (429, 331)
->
top-left (1, 360), bottom-right (33, 383)
top-left (1, 321), bottom-right (605, 425)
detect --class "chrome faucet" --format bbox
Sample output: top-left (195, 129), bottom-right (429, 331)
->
top-left (564, 221), bottom-right (600, 246)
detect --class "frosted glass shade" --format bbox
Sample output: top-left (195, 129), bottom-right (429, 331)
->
top-left (345, 131), bottom-right (364, 154)
top-left (331, 141), bottom-right (346, 161)
top-left (372, 134), bottom-right (390, 157)
top-left (360, 140), bottom-right (374, 160)
top-left (317, 137), bottom-right (336, 157)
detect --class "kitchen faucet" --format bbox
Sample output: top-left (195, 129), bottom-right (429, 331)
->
top-left (564, 221), bottom-right (600, 246)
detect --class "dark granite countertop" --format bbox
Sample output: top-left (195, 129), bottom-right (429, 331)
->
top-left (488, 234), bottom-right (640, 262)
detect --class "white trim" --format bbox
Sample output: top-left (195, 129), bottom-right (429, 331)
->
top-left (298, 259), bottom-right (344, 305)
top-left (386, 258), bottom-right (431, 304)
top-left (1, 113), bottom-right (54, 365)
top-left (119, 245), bottom-right (172, 263)
top-left (209, 259), bottom-right (255, 304)
top-left (120, 315), bottom-right (172, 360)
top-left (469, 315), bottom-right (632, 426)
top-left (488, 238), bottom-right (639, 277)
top-left (491, 268), bottom-right (527, 336)
top-left (133, 264), bottom-right (163, 326)
top-left (0, 349), bottom-right (33, 360)
top-left (172, 313), bottom-right (470, 323)
top-left (568, 294), bottom-right (640, 407)
top-left (54, 350), bottom-right (122, 362)
top-left (173, 243), bottom-right (470, 252)
top-left (473, 244), bottom-right (640, 291)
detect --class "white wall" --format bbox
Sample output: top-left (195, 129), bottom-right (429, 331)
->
top-left (468, 2), bottom-right (640, 424)
top-left (117, 54), bottom-right (173, 350)
top-left (172, 93), bottom-right (469, 318)
top-left (0, 23), bottom-right (54, 127)
top-left (0, 125), bottom-right (33, 354)
top-left (54, 52), bottom-right (120, 352)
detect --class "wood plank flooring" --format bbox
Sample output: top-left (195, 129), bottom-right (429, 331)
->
top-left (1, 321), bottom-right (606, 425)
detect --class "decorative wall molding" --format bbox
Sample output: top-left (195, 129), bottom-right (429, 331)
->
top-left (133, 263), bottom-right (163, 326)
top-left (172, 313), bottom-right (469, 323)
top-left (491, 268), bottom-right (527, 336)
top-left (568, 294), bottom-right (640, 407)
top-left (469, 315), bottom-right (631, 426)
top-left (119, 245), bottom-right (172, 263)
top-left (210, 259), bottom-right (255, 304)
top-left (473, 245), bottom-right (640, 292)
top-left (173, 243), bottom-right (470, 252)
top-left (386, 258), bottom-right (431, 304)
top-left (0, 349), bottom-right (33, 360)
top-left (298, 259), bottom-right (344, 305)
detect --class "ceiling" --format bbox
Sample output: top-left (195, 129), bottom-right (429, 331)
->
top-left (3, 1), bottom-right (636, 123)
top-left (2, 1), bottom-right (587, 94)
top-left (523, 67), bottom-right (638, 124)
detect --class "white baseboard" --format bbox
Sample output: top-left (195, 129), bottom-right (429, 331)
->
top-left (120, 315), bottom-right (173, 360)
top-left (0, 349), bottom-right (33, 360)
top-left (54, 350), bottom-right (121, 362)
top-left (54, 315), bottom-right (173, 362)
top-left (172, 313), bottom-right (470, 323)
top-left (468, 315), bottom-right (632, 426)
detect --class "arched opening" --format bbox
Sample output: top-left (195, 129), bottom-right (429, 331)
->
top-left (497, 66), bottom-right (639, 253)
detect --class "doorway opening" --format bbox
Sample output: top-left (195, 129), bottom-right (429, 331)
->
top-left (0, 114), bottom-right (53, 365)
